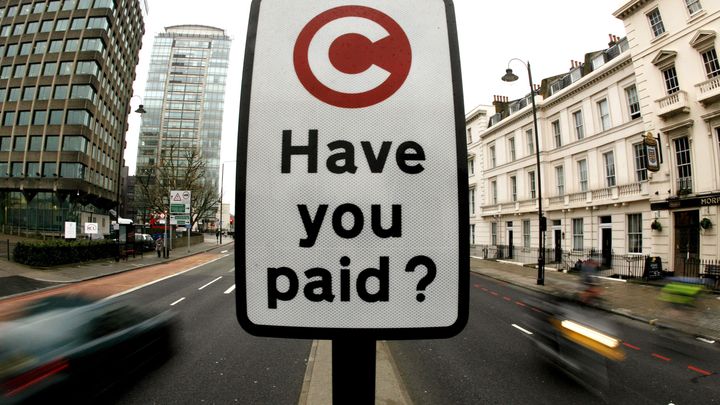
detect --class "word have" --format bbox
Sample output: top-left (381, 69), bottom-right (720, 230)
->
top-left (267, 255), bottom-right (436, 308)
top-left (281, 129), bottom-right (425, 174)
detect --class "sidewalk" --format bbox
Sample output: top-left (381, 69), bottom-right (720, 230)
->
top-left (0, 234), bottom-right (234, 297)
top-left (470, 257), bottom-right (720, 341)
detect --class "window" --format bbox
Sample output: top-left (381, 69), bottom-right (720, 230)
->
top-left (604, 151), bottom-right (616, 187)
top-left (0, 65), bottom-right (9, 79)
top-left (71, 18), bottom-right (85, 31)
top-left (662, 66), bottom-right (680, 94)
top-left (17, 111), bottom-right (31, 126)
top-left (491, 180), bottom-right (497, 204)
top-left (633, 143), bottom-right (648, 182)
top-left (55, 19), bottom-right (69, 32)
top-left (81, 38), bottom-right (104, 52)
top-left (40, 21), bottom-right (53, 33)
top-left (572, 218), bottom-right (584, 251)
top-left (49, 40), bottom-right (63, 53)
top-left (0, 163), bottom-right (8, 177)
top-left (48, 110), bottom-right (63, 125)
top-left (26, 162), bottom-right (40, 178)
top-left (37, 86), bottom-right (51, 100)
top-left (64, 39), bottom-right (79, 52)
top-left (0, 25), bottom-right (9, 37)
top-left (510, 176), bottom-right (517, 202)
top-left (45, 136), bottom-right (59, 151)
top-left (466, 128), bottom-right (472, 144)
top-left (523, 220), bottom-right (530, 248)
top-left (25, 21), bottom-right (38, 34)
top-left (13, 136), bottom-right (26, 151)
top-left (19, 42), bottom-right (31, 56)
top-left (647, 8), bottom-right (665, 37)
top-left (491, 223), bottom-right (497, 246)
top-left (5, 44), bottom-right (17, 57)
top-left (13, 65), bottom-right (25, 79)
top-left (11, 162), bottom-right (23, 177)
top-left (526, 129), bottom-right (535, 155)
top-left (7, 88), bottom-right (19, 102)
top-left (686, 0), bottom-right (702, 14)
top-left (573, 110), bottom-right (584, 140)
top-left (469, 188), bottom-right (475, 215)
top-left (59, 62), bottom-right (73, 75)
top-left (66, 110), bottom-right (91, 126)
top-left (34, 41), bottom-right (47, 55)
top-left (552, 120), bottom-right (562, 148)
top-left (60, 163), bottom-right (85, 179)
top-left (43, 62), bottom-right (57, 76)
top-left (13, 24), bottom-right (24, 36)
top-left (627, 214), bottom-right (643, 253)
top-left (626, 85), bottom-right (640, 119)
top-left (78, 0), bottom-right (92, 9)
top-left (508, 137), bottom-right (515, 161)
top-left (555, 166), bottom-right (565, 195)
top-left (528, 171), bottom-right (536, 199)
top-left (76, 61), bottom-right (100, 76)
top-left (578, 159), bottom-right (588, 192)
top-left (47, 1), bottom-right (61, 12)
top-left (468, 158), bottom-right (474, 176)
top-left (19, 3), bottom-right (31, 15)
top-left (62, 136), bottom-right (88, 152)
top-left (22, 87), bottom-right (35, 101)
top-left (54, 85), bottom-right (68, 99)
top-left (27, 63), bottom-right (40, 77)
top-left (674, 136), bottom-right (692, 193)
top-left (32, 111), bottom-right (46, 126)
top-left (63, 0), bottom-right (77, 11)
top-left (71, 84), bottom-right (95, 101)
top-left (87, 17), bottom-right (109, 30)
top-left (598, 99), bottom-right (611, 131)
top-left (702, 48), bottom-right (720, 79)
top-left (33, 3), bottom-right (46, 14)
top-left (29, 136), bottom-right (42, 151)
top-left (470, 224), bottom-right (475, 245)
top-left (489, 145), bottom-right (496, 168)
top-left (3, 112), bottom-right (15, 126)
top-left (42, 162), bottom-right (57, 177)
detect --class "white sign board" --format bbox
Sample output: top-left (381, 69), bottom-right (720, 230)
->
top-left (170, 190), bottom-right (191, 214)
top-left (64, 222), bottom-right (77, 239)
top-left (84, 222), bottom-right (99, 234)
top-left (237, 0), bottom-right (468, 339)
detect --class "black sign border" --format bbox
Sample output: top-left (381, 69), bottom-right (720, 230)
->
top-left (236, 0), bottom-right (468, 340)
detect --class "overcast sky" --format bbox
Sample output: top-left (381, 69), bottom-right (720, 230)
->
top-left (124, 0), bottom-right (627, 214)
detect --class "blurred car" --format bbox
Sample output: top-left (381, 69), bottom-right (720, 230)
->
top-left (134, 233), bottom-right (155, 252)
top-left (0, 295), bottom-right (175, 404)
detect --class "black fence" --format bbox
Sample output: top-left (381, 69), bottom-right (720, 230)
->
top-left (0, 239), bottom-right (15, 261)
top-left (471, 245), bottom-right (720, 291)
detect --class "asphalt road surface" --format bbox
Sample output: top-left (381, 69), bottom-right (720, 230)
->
top-left (389, 273), bottom-right (720, 404)
top-left (104, 249), bottom-right (312, 404)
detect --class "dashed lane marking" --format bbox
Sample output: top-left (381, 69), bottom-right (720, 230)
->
top-left (512, 324), bottom-right (533, 335)
top-left (170, 297), bottom-right (186, 306)
top-left (198, 276), bottom-right (223, 290)
top-left (652, 353), bottom-right (671, 362)
top-left (224, 285), bottom-right (236, 294)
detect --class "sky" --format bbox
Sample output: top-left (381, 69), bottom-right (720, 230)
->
top-left (124, 0), bottom-right (628, 214)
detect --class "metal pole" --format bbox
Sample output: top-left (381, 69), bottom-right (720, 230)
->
top-left (332, 339), bottom-right (376, 405)
top-left (188, 204), bottom-right (191, 253)
top-left (219, 163), bottom-right (224, 245)
top-left (527, 62), bottom-right (545, 286)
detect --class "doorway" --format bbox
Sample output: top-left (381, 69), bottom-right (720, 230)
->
top-left (601, 228), bottom-right (612, 268)
top-left (554, 229), bottom-right (562, 263)
top-left (673, 210), bottom-right (700, 277)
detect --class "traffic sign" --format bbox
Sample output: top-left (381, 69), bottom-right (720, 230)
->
top-left (237, 0), bottom-right (468, 340)
top-left (170, 190), bottom-right (191, 214)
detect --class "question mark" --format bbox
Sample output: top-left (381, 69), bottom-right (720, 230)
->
top-left (405, 256), bottom-right (436, 302)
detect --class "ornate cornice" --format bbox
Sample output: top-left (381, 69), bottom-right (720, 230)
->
top-left (613, 0), bottom-right (654, 19)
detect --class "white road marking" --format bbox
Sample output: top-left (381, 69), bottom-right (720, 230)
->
top-left (221, 250), bottom-right (228, 254)
top-left (102, 255), bottom-right (230, 301)
top-left (199, 276), bottom-right (223, 290)
top-left (228, 267), bottom-right (235, 273)
top-left (224, 285), bottom-right (236, 294)
top-left (170, 297), bottom-right (186, 306)
top-left (696, 337), bottom-right (715, 344)
top-left (512, 324), bottom-right (533, 335)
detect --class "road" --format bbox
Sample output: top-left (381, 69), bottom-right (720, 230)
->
top-left (101, 248), bottom-right (312, 404)
top-left (389, 273), bottom-right (720, 404)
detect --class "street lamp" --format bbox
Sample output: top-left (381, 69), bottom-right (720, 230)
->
top-left (502, 59), bottom-right (545, 286)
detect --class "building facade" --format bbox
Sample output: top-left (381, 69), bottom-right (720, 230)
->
top-left (0, 0), bottom-right (146, 236)
top-left (470, 0), bottom-right (720, 277)
top-left (614, 0), bottom-right (720, 274)
top-left (135, 25), bottom-right (230, 194)
top-left (465, 104), bottom-right (492, 247)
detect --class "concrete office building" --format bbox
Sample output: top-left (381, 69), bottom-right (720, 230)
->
top-left (135, 25), bottom-right (230, 196)
top-left (0, 0), bottom-right (146, 236)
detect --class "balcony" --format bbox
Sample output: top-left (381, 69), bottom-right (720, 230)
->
top-left (678, 177), bottom-right (693, 196)
top-left (696, 76), bottom-right (720, 105)
top-left (655, 90), bottom-right (690, 119)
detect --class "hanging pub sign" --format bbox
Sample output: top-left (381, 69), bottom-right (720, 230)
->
top-left (644, 132), bottom-right (660, 172)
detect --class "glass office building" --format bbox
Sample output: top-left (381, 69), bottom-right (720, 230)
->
top-left (136, 25), bottom-right (230, 195)
top-left (0, 0), bottom-right (146, 235)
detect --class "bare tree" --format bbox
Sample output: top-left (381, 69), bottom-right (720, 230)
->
top-left (134, 145), bottom-right (218, 230)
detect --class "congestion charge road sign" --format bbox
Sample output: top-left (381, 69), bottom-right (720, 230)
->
top-left (236, 0), bottom-right (468, 340)
top-left (170, 190), bottom-right (191, 214)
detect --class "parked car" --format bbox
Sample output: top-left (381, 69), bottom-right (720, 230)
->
top-left (0, 294), bottom-right (176, 404)
top-left (134, 233), bottom-right (155, 252)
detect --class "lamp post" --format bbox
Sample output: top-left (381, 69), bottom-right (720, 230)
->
top-left (115, 96), bottom-right (146, 260)
top-left (502, 59), bottom-right (545, 285)
top-left (219, 160), bottom-right (236, 245)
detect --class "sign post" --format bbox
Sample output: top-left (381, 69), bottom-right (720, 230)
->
top-left (237, 0), bottom-right (467, 402)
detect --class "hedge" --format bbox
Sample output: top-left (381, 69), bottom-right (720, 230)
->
top-left (13, 240), bottom-right (119, 267)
